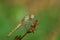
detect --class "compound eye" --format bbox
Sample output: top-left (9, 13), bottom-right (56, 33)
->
top-left (30, 14), bottom-right (34, 19)
top-left (24, 14), bottom-right (34, 21)
top-left (24, 16), bottom-right (29, 21)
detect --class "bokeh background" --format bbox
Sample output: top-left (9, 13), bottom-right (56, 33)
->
top-left (0, 0), bottom-right (60, 40)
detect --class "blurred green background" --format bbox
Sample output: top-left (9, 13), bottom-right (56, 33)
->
top-left (0, 0), bottom-right (60, 40)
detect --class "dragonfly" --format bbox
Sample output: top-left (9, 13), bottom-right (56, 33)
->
top-left (14, 20), bottom-right (38, 40)
top-left (7, 14), bottom-right (35, 37)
